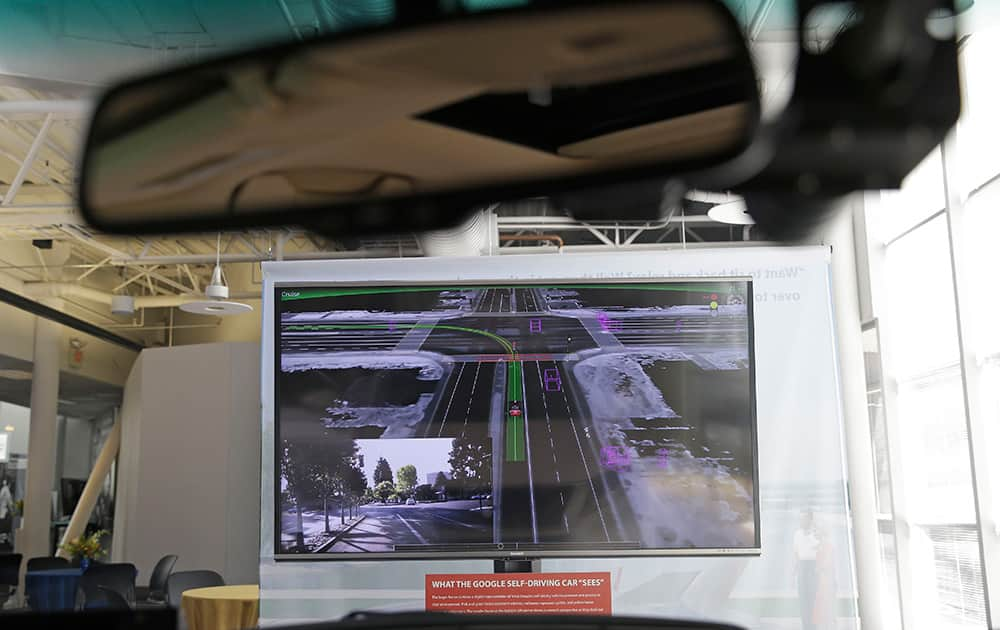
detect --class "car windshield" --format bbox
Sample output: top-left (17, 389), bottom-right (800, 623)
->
top-left (1, 3), bottom-right (1000, 630)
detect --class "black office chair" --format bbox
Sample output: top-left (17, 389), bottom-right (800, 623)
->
top-left (77, 562), bottom-right (138, 610)
top-left (139, 554), bottom-right (177, 604)
top-left (0, 553), bottom-right (21, 606)
top-left (81, 585), bottom-right (132, 611)
top-left (25, 556), bottom-right (70, 572)
top-left (165, 570), bottom-right (224, 607)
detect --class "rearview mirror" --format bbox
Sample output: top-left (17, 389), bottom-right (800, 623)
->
top-left (78, 0), bottom-right (758, 235)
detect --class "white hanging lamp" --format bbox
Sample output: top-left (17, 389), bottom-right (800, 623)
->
top-left (180, 235), bottom-right (254, 316)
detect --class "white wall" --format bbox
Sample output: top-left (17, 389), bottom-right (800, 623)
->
top-left (112, 342), bottom-right (261, 585)
top-left (61, 417), bottom-right (93, 479)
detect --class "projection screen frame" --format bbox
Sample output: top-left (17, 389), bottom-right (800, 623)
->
top-left (269, 274), bottom-right (760, 561)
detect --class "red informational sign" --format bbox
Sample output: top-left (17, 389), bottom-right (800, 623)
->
top-left (425, 572), bottom-right (612, 615)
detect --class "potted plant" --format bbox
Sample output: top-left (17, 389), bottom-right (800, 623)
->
top-left (59, 529), bottom-right (108, 570)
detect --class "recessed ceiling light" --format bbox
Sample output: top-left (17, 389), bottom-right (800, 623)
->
top-left (0, 369), bottom-right (33, 381)
top-left (4, 425), bottom-right (14, 432)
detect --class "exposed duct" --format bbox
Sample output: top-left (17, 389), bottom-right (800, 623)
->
top-left (21, 282), bottom-right (260, 309)
top-left (104, 247), bottom-right (423, 266)
top-left (684, 190), bottom-right (741, 205)
top-left (499, 234), bottom-right (564, 249)
top-left (417, 208), bottom-right (497, 257)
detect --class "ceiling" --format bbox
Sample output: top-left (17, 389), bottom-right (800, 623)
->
top-left (0, 0), bottom-right (804, 348)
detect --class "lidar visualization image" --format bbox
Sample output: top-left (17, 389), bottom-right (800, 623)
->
top-left (275, 281), bottom-right (758, 557)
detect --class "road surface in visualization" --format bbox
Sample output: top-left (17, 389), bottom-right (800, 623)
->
top-left (277, 283), bottom-right (756, 555)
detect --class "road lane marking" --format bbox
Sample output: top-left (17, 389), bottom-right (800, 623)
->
top-left (557, 368), bottom-right (611, 541)
top-left (460, 361), bottom-right (483, 438)
top-left (437, 362), bottom-right (467, 437)
top-left (396, 514), bottom-right (428, 545)
top-left (431, 513), bottom-right (483, 529)
top-left (521, 362), bottom-right (539, 543)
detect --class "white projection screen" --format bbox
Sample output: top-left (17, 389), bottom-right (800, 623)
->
top-left (259, 247), bottom-right (857, 630)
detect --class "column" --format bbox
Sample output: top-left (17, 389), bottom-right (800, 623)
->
top-left (825, 208), bottom-right (885, 629)
top-left (17, 302), bottom-right (62, 562)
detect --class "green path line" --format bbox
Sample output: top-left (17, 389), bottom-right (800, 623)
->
top-left (281, 282), bottom-right (739, 301)
top-left (505, 359), bottom-right (525, 463)
top-left (285, 321), bottom-right (529, 462)
top-left (284, 323), bottom-right (513, 354)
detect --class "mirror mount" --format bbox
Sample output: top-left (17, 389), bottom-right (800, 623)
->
top-left (736, 0), bottom-right (961, 237)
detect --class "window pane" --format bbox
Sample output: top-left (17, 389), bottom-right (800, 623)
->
top-left (896, 371), bottom-right (976, 524)
top-left (955, 28), bottom-right (1000, 193)
top-left (874, 149), bottom-right (946, 243)
top-left (979, 362), bottom-right (1000, 527)
top-left (960, 174), bottom-right (1000, 548)
top-left (883, 215), bottom-right (960, 379)
top-left (863, 327), bottom-right (893, 514)
top-left (895, 370), bottom-right (986, 630)
top-left (961, 181), bottom-right (1000, 591)
top-left (960, 182), bottom-right (1000, 360)
top-left (878, 519), bottom-right (903, 630)
top-left (917, 525), bottom-right (987, 629)
top-left (877, 210), bottom-right (987, 630)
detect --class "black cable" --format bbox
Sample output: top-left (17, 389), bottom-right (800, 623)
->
top-left (0, 287), bottom-right (144, 353)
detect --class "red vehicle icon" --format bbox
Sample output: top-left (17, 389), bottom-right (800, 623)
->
top-left (508, 401), bottom-right (523, 417)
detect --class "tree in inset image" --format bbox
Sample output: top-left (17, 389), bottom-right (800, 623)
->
top-left (433, 472), bottom-right (448, 490)
top-left (279, 440), bottom-right (319, 551)
top-left (375, 480), bottom-right (396, 503)
top-left (374, 457), bottom-right (393, 485)
top-left (449, 435), bottom-right (492, 499)
top-left (414, 484), bottom-right (437, 502)
top-left (396, 464), bottom-right (418, 499)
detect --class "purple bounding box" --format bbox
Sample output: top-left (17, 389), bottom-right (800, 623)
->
top-left (599, 445), bottom-right (631, 471)
top-left (656, 448), bottom-right (670, 469)
top-left (596, 312), bottom-right (623, 333)
top-left (543, 368), bottom-right (562, 392)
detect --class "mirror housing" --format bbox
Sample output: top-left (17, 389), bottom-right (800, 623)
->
top-left (77, 0), bottom-right (759, 236)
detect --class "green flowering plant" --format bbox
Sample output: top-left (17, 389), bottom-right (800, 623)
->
top-left (59, 529), bottom-right (108, 560)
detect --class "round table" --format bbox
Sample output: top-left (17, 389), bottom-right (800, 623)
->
top-left (180, 584), bottom-right (259, 630)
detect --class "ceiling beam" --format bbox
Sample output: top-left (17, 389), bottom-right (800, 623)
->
top-left (0, 100), bottom-right (91, 119)
top-left (1, 113), bottom-right (55, 206)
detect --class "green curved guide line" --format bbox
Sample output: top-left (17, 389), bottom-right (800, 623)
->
top-left (280, 282), bottom-right (739, 301)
